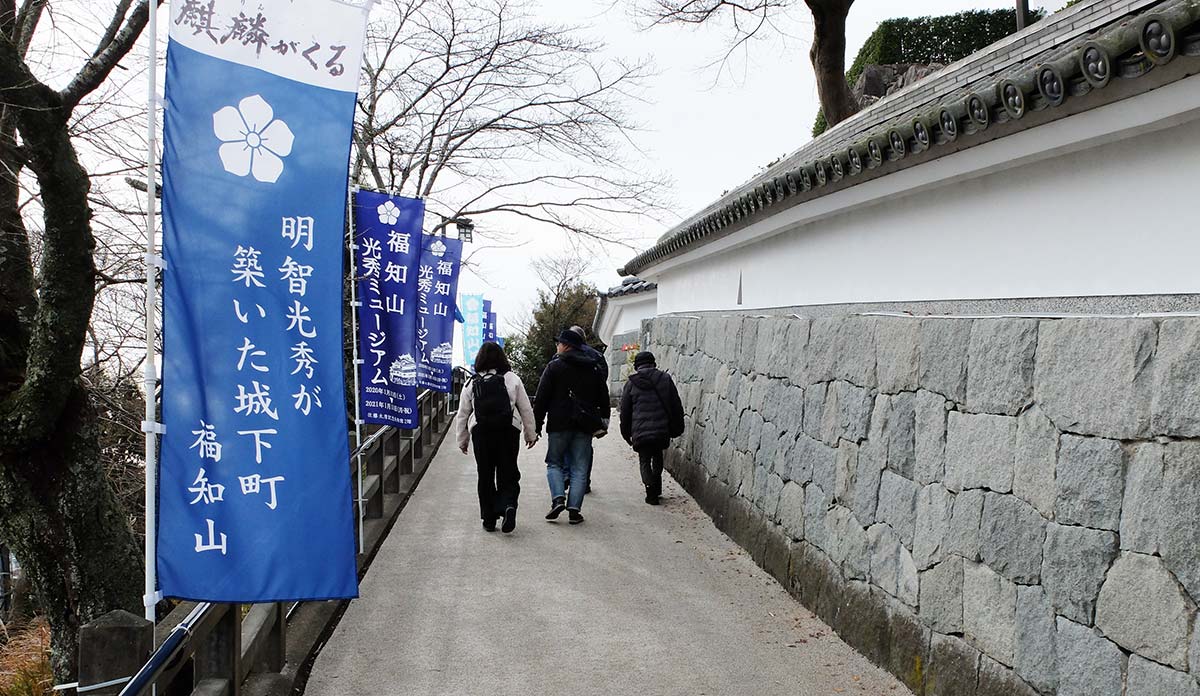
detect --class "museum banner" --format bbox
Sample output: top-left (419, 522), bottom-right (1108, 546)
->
top-left (158, 0), bottom-right (367, 602)
top-left (352, 190), bottom-right (424, 429)
top-left (415, 234), bottom-right (463, 392)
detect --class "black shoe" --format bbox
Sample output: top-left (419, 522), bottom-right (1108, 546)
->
top-left (482, 518), bottom-right (497, 532)
top-left (545, 498), bottom-right (566, 520)
top-left (502, 507), bottom-right (517, 533)
top-left (645, 494), bottom-right (660, 505)
top-left (568, 510), bottom-right (584, 525)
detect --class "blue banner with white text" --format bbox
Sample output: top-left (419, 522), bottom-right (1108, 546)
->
top-left (485, 311), bottom-right (498, 343)
top-left (352, 190), bottom-right (423, 429)
top-left (481, 300), bottom-right (493, 342)
top-left (158, 0), bottom-right (367, 602)
top-left (461, 294), bottom-right (484, 368)
top-left (415, 235), bottom-right (463, 392)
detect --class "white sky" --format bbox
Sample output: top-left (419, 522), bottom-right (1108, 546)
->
top-left (454, 0), bottom-right (1060, 336)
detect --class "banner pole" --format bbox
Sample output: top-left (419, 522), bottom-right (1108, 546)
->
top-left (347, 187), bottom-right (366, 554)
top-left (142, 0), bottom-right (160, 625)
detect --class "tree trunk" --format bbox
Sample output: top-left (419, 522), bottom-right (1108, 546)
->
top-left (806, 0), bottom-right (858, 128)
top-left (0, 58), bottom-right (143, 683)
top-left (0, 385), bottom-right (143, 680)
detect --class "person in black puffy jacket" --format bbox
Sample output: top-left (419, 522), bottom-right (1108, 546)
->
top-left (619, 351), bottom-right (684, 505)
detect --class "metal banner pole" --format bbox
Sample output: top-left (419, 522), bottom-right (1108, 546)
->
top-left (347, 186), bottom-right (366, 554)
top-left (142, 0), bottom-right (161, 625)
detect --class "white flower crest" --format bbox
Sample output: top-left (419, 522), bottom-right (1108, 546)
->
top-left (213, 95), bottom-right (294, 184)
top-left (378, 200), bottom-right (400, 225)
top-left (429, 239), bottom-right (447, 258)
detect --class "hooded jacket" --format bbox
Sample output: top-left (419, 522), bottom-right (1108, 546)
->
top-left (619, 365), bottom-right (684, 451)
top-left (533, 348), bottom-right (610, 434)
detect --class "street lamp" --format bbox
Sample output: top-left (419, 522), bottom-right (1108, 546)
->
top-left (451, 216), bottom-right (474, 243)
top-left (434, 214), bottom-right (474, 242)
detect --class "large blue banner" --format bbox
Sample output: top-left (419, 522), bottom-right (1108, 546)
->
top-left (159, 0), bottom-right (367, 602)
top-left (461, 294), bottom-right (485, 367)
top-left (415, 235), bottom-right (463, 392)
top-left (352, 190), bottom-right (423, 429)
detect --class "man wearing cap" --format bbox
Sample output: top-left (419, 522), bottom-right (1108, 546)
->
top-left (533, 328), bottom-right (610, 524)
top-left (619, 350), bottom-right (685, 505)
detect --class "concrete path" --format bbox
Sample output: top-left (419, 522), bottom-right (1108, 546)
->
top-left (306, 424), bottom-right (912, 696)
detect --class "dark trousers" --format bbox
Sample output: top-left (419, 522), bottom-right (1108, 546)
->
top-left (639, 448), bottom-right (665, 497)
top-left (472, 425), bottom-right (521, 520)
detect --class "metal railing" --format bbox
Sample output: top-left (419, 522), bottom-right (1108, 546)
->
top-left (70, 369), bottom-right (464, 696)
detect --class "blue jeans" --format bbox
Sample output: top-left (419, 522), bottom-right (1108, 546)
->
top-left (546, 431), bottom-right (593, 511)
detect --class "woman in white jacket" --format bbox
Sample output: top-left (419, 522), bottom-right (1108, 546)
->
top-left (455, 342), bottom-right (538, 533)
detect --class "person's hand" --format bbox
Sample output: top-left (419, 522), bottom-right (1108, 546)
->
top-left (460, 445), bottom-right (469, 455)
top-left (525, 434), bottom-right (539, 449)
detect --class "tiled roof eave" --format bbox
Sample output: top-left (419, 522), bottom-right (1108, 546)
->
top-left (620, 0), bottom-right (1200, 277)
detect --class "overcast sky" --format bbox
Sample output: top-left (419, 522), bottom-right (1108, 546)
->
top-left (456, 0), bottom-right (1059, 336)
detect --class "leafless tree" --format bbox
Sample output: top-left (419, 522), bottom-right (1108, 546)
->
top-left (638, 0), bottom-right (859, 127)
top-left (0, 0), bottom-right (154, 680)
top-left (354, 0), bottom-right (668, 248)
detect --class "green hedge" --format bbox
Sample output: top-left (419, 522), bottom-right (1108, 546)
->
top-left (813, 8), bottom-right (1045, 137)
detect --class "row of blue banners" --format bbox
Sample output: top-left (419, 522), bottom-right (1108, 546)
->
top-left (352, 189), bottom-right (464, 430)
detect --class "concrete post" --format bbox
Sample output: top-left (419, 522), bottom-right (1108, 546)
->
top-left (193, 603), bottom-right (242, 696)
top-left (78, 610), bottom-right (154, 695)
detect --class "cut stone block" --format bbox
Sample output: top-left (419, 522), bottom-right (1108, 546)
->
top-left (979, 493), bottom-right (1046, 584)
top-left (1034, 318), bottom-right (1156, 439)
top-left (963, 561), bottom-right (1017, 666)
top-left (1015, 585), bottom-right (1057, 695)
top-left (918, 318), bottom-right (972, 404)
top-left (1041, 523), bottom-right (1118, 624)
top-left (944, 412), bottom-right (1016, 493)
top-left (1055, 434), bottom-right (1125, 532)
top-left (1013, 406), bottom-right (1057, 518)
top-left (914, 389), bottom-right (949, 485)
top-left (875, 318), bottom-right (920, 393)
top-left (1056, 617), bottom-right (1125, 696)
top-left (1125, 654), bottom-right (1200, 696)
top-left (914, 484), bottom-right (954, 570)
top-left (1151, 319), bottom-right (1200, 437)
top-left (919, 557), bottom-right (963, 634)
top-left (875, 470), bottom-right (920, 549)
top-left (966, 319), bottom-right (1037, 415)
top-left (1095, 552), bottom-right (1194, 670)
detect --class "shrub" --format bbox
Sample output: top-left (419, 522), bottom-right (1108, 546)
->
top-left (0, 618), bottom-right (53, 696)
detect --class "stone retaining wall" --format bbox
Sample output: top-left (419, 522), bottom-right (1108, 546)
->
top-left (644, 313), bottom-right (1200, 696)
top-left (604, 329), bottom-right (640, 403)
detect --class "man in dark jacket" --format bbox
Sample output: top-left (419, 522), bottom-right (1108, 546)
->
top-left (534, 329), bottom-right (610, 524)
top-left (569, 325), bottom-right (609, 381)
top-left (565, 325), bottom-right (607, 494)
top-left (619, 351), bottom-right (684, 505)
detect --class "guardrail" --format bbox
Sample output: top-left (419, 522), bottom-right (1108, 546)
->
top-left (69, 370), bottom-right (464, 696)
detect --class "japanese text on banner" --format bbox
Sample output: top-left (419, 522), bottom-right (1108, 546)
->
top-left (353, 191), bottom-right (423, 428)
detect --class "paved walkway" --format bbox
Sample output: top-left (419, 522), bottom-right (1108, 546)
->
top-left (306, 426), bottom-right (911, 696)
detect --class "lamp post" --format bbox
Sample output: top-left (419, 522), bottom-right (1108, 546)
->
top-left (433, 213), bottom-right (474, 242)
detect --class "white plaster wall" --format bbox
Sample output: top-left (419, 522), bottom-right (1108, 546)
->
top-left (598, 293), bottom-right (659, 346)
top-left (614, 296), bottom-right (658, 335)
top-left (649, 79), bottom-right (1200, 315)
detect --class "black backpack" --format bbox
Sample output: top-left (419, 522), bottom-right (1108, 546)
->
top-left (471, 373), bottom-right (512, 429)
